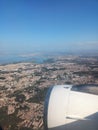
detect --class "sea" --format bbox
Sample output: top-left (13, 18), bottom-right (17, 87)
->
top-left (0, 54), bottom-right (46, 65)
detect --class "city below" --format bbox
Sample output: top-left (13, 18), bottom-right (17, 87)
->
top-left (0, 55), bottom-right (98, 130)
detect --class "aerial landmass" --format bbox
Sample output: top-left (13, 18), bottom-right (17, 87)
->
top-left (0, 55), bottom-right (98, 130)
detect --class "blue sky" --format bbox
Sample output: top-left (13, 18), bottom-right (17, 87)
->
top-left (0, 0), bottom-right (98, 54)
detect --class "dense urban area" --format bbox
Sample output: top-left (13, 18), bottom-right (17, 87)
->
top-left (0, 55), bottom-right (98, 130)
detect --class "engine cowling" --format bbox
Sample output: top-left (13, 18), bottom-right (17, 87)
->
top-left (44, 85), bottom-right (98, 130)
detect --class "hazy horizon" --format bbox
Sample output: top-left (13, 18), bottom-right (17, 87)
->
top-left (0, 0), bottom-right (98, 55)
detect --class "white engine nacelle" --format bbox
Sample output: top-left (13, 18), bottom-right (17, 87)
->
top-left (44, 85), bottom-right (98, 130)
